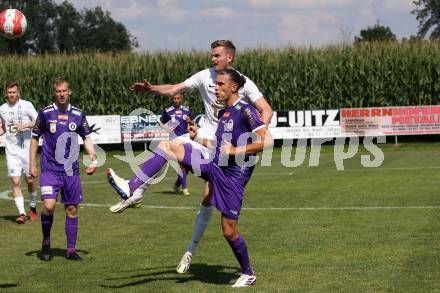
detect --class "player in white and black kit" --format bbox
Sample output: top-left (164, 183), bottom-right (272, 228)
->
top-left (124, 40), bottom-right (273, 273)
top-left (0, 81), bottom-right (38, 224)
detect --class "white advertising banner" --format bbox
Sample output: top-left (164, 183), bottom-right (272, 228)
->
top-left (82, 115), bottom-right (121, 144)
top-left (0, 115), bottom-right (121, 147)
top-left (120, 114), bottom-right (169, 142)
top-left (268, 110), bottom-right (342, 139)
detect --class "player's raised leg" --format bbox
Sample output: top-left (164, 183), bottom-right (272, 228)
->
top-left (106, 141), bottom-right (185, 199)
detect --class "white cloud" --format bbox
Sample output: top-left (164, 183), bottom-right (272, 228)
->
top-left (278, 10), bottom-right (341, 46)
top-left (52, 0), bottom-right (418, 50)
top-left (247, 0), bottom-right (354, 9)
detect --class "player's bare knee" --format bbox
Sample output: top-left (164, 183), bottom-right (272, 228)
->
top-left (65, 205), bottom-right (78, 217)
top-left (221, 220), bottom-right (238, 241)
top-left (11, 177), bottom-right (21, 188)
top-left (222, 227), bottom-right (238, 241)
top-left (43, 202), bottom-right (56, 214)
top-left (25, 175), bottom-right (33, 184)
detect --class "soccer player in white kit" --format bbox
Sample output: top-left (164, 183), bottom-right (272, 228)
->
top-left (0, 81), bottom-right (38, 224)
top-left (127, 40), bottom-right (273, 273)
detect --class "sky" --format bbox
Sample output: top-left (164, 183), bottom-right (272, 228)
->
top-left (54, 0), bottom-right (419, 51)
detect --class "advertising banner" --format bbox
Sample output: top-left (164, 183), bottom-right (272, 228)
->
top-left (340, 105), bottom-right (440, 136)
top-left (268, 110), bottom-right (342, 139)
top-left (120, 114), bottom-right (169, 142)
top-left (82, 115), bottom-right (121, 144)
top-left (0, 115), bottom-right (121, 147)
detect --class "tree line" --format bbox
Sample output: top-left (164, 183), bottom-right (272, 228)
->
top-left (0, 0), bottom-right (138, 54)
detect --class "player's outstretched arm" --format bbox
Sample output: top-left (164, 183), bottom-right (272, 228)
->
top-left (253, 96), bottom-right (273, 126)
top-left (84, 136), bottom-right (97, 175)
top-left (130, 79), bottom-right (188, 97)
top-left (29, 137), bottom-right (39, 178)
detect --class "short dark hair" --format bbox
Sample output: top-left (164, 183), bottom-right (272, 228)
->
top-left (4, 81), bottom-right (19, 93)
top-left (52, 77), bottom-right (70, 91)
top-left (217, 69), bottom-right (246, 90)
top-left (211, 40), bottom-right (236, 56)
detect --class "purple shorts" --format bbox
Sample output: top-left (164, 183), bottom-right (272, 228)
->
top-left (40, 172), bottom-right (83, 205)
top-left (181, 143), bottom-right (245, 220)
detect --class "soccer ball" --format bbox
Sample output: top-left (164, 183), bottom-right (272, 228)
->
top-left (0, 9), bottom-right (27, 39)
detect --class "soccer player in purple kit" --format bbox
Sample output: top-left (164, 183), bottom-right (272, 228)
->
top-left (159, 93), bottom-right (193, 196)
top-left (106, 69), bottom-right (273, 287)
top-left (29, 78), bottom-right (98, 261)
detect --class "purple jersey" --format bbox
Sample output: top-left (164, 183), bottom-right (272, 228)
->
top-left (160, 105), bottom-right (192, 139)
top-left (32, 103), bottom-right (92, 176)
top-left (214, 99), bottom-right (265, 180)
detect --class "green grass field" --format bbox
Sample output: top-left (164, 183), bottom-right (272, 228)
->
top-left (1, 142), bottom-right (440, 292)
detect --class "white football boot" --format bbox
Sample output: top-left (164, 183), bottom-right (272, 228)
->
top-left (106, 168), bottom-right (130, 199)
top-left (109, 197), bottom-right (143, 213)
top-left (176, 251), bottom-right (192, 274)
top-left (231, 273), bottom-right (256, 288)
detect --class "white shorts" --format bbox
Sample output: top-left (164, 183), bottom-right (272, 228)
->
top-left (172, 133), bottom-right (214, 159)
top-left (197, 120), bottom-right (217, 141)
top-left (6, 152), bottom-right (30, 177)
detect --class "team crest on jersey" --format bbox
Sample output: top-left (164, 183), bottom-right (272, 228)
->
top-left (182, 115), bottom-right (188, 120)
top-left (69, 122), bottom-right (77, 131)
top-left (224, 119), bottom-right (234, 131)
top-left (50, 122), bottom-right (57, 133)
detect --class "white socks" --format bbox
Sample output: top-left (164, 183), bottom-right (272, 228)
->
top-left (186, 205), bottom-right (214, 255)
top-left (14, 196), bottom-right (26, 215)
top-left (131, 186), bottom-right (145, 202)
top-left (29, 192), bottom-right (37, 208)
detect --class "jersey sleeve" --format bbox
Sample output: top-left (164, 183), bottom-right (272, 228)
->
top-left (160, 110), bottom-right (169, 124)
top-left (31, 111), bottom-right (44, 138)
top-left (184, 70), bottom-right (205, 90)
top-left (242, 76), bottom-right (263, 103)
top-left (26, 101), bottom-right (38, 121)
top-left (78, 113), bottom-right (92, 138)
top-left (242, 105), bottom-right (265, 132)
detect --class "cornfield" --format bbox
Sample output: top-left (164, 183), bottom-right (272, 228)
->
top-left (0, 41), bottom-right (439, 114)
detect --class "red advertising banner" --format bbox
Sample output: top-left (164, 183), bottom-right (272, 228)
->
top-left (340, 105), bottom-right (440, 136)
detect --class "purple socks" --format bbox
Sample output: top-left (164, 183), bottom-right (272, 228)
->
top-left (66, 216), bottom-right (78, 254)
top-left (228, 234), bottom-right (253, 275)
top-left (175, 168), bottom-right (188, 188)
top-left (128, 149), bottom-right (168, 192)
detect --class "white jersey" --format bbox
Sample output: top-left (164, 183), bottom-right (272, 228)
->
top-left (184, 68), bottom-right (263, 125)
top-left (0, 99), bottom-right (37, 155)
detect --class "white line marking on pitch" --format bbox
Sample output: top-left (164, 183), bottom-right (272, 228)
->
top-left (75, 165), bottom-right (440, 185)
top-left (1, 190), bottom-right (439, 211)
